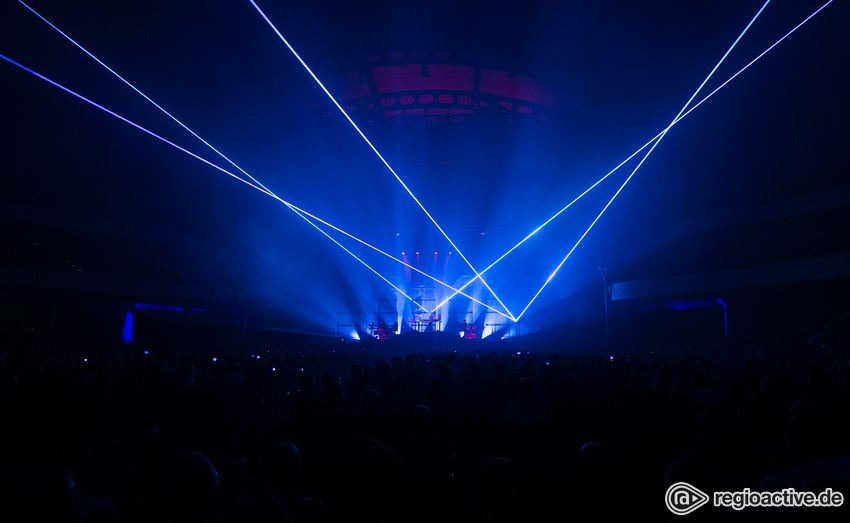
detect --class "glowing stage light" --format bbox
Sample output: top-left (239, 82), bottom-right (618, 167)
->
top-left (515, 0), bottom-right (777, 321)
top-left (1, 55), bottom-right (514, 321)
top-left (435, 0), bottom-right (831, 317)
top-left (293, 214), bottom-right (509, 315)
top-left (249, 0), bottom-right (513, 320)
top-left (279, 203), bottom-right (431, 313)
top-left (286, 206), bottom-right (426, 309)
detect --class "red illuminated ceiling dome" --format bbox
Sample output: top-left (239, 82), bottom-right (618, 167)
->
top-left (318, 50), bottom-right (581, 126)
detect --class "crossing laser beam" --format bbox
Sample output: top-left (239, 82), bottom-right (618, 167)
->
top-left (17, 0), bottom-right (279, 202)
top-left (249, 0), bottom-right (514, 321)
top-left (16, 0), bottom-right (500, 315)
top-left (0, 53), bottom-right (280, 199)
top-left (516, 0), bottom-right (772, 320)
top-left (515, 0), bottom-right (833, 321)
top-left (0, 52), bottom-right (512, 320)
top-left (11, 0), bottom-right (830, 326)
top-left (429, 133), bottom-right (666, 314)
top-left (515, 134), bottom-right (670, 321)
top-left (436, 0), bottom-right (831, 317)
top-left (15, 0), bottom-right (512, 318)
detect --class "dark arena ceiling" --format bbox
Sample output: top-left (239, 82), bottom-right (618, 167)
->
top-left (1, 0), bottom-right (848, 340)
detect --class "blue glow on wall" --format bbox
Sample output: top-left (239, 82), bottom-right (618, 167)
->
top-left (121, 311), bottom-right (133, 343)
top-left (135, 303), bottom-right (183, 312)
top-left (665, 299), bottom-right (713, 310)
top-left (666, 298), bottom-right (728, 337)
top-left (717, 298), bottom-right (728, 337)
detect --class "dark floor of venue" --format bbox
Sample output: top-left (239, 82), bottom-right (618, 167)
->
top-left (2, 320), bottom-right (850, 522)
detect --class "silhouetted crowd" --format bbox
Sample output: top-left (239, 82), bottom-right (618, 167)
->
top-left (1, 330), bottom-right (849, 522)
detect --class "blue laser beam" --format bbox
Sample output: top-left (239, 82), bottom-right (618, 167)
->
top-left (435, 0), bottom-right (831, 316)
top-left (15, 1), bottom-right (829, 325)
top-left (0, 53), bottom-right (281, 198)
top-left (17, 0), bottom-right (280, 204)
top-left (429, 134), bottom-right (666, 314)
top-left (515, 138), bottom-right (668, 321)
top-left (676, 0), bottom-right (772, 132)
top-left (14, 0), bottom-right (511, 318)
top-left (0, 52), bottom-right (512, 321)
top-left (515, 0), bottom-right (832, 321)
top-left (516, 0), bottom-right (771, 320)
top-left (249, 0), bottom-right (515, 321)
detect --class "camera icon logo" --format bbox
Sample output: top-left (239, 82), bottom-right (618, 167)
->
top-left (666, 482), bottom-right (710, 515)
